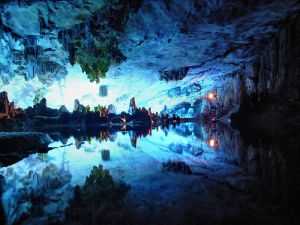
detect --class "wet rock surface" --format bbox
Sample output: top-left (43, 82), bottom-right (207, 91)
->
top-left (0, 132), bottom-right (52, 151)
top-left (162, 161), bottom-right (192, 175)
top-left (231, 14), bottom-right (300, 138)
top-left (0, 132), bottom-right (52, 166)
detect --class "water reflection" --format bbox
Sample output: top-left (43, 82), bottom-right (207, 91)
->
top-left (49, 122), bottom-right (225, 152)
top-left (49, 124), bottom-right (155, 150)
top-left (0, 122), bottom-right (296, 225)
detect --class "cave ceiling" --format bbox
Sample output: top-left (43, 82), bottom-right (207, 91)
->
top-left (0, 0), bottom-right (299, 111)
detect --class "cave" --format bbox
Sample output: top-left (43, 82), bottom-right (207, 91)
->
top-left (0, 1), bottom-right (300, 225)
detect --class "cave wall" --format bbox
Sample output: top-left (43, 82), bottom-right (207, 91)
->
top-left (211, 14), bottom-right (300, 121)
top-left (257, 14), bottom-right (300, 100)
top-left (240, 14), bottom-right (300, 102)
top-left (231, 15), bottom-right (300, 216)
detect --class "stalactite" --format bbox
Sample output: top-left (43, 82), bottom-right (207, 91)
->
top-left (56, 0), bottom-right (142, 83)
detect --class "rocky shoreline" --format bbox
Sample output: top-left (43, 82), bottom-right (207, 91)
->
top-left (0, 132), bottom-right (52, 166)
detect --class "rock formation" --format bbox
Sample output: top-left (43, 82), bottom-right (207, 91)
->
top-left (25, 97), bottom-right (58, 117)
top-left (108, 104), bottom-right (117, 114)
top-left (0, 132), bottom-right (52, 153)
top-left (0, 2), bottom-right (299, 225)
top-left (0, 91), bottom-right (23, 119)
top-left (8, 102), bottom-right (14, 117)
top-left (128, 97), bottom-right (137, 114)
top-left (0, 1), bottom-right (299, 114)
top-left (160, 67), bottom-right (189, 82)
top-left (162, 161), bottom-right (192, 175)
top-left (0, 91), bottom-right (9, 113)
top-left (58, 105), bottom-right (68, 114)
top-left (244, 14), bottom-right (300, 101)
top-left (73, 99), bottom-right (86, 113)
top-left (0, 0), bottom-right (143, 85)
top-left (225, 14), bottom-right (300, 124)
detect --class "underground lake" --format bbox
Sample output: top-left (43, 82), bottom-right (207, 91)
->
top-left (0, 0), bottom-right (300, 224)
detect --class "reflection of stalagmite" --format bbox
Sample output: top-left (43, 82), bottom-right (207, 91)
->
top-left (61, 148), bottom-right (69, 174)
top-left (99, 85), bottom-right (108, 97)
top-left (109, 133), bottom-right (117, 142)
top-left (99, 132), bottom-right (109, 142)
top-left (75, 136), bottom-right (85, 149)
top-left (129, 131), bottom-right (137, 148)
top-left (2, 162), bottom-right (72, 225)
top-left (101, 150), bottom-right (110, 161)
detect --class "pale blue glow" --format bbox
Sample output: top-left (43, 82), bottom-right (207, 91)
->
top-left (0, 61), bottom-right (220, 114)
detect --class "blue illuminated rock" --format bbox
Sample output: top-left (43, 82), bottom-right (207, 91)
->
top-left (0, 0), bottom-right (299, 117)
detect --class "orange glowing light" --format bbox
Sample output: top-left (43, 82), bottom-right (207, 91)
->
top-left (209, 139), bottom-right (217, 148)
top-left (208, 93), bottom-right (214, 99)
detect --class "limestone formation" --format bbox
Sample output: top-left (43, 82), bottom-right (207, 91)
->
top-left (0, 91), bottom-right (9, 114)
top-left (162, 161), bottom-right (192, 175)
top-left (58, 105), bottom-right (68, 114)
top-left (0, 92), bottom-right (23, 119)
top-left (128, 97), bottom-right (137, 114)
top-left (108, 104), bottom-right (117, 114)
top-left (160, 67), bottom-right (189, 82)
top-left (0, 174), bottom-right (4, 195)
top-left (8, 102), bottom-right (14, 117)
top-left (73, 99), bottom-right (86, 113)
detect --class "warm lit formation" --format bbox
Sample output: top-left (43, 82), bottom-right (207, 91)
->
top-left (208, 138), bottom-right (218, 148)
top-left (206, 91), bottom-right (217, 100)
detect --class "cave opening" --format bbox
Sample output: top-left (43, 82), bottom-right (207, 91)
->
top-left (0, 1), bottom-right (300, 225)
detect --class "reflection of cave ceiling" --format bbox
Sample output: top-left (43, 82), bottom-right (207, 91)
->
top-left (0, 0), bottom-right (299, 112)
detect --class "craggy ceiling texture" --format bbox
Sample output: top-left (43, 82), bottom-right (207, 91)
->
top-left (0, 0), bottom-right (299, 114)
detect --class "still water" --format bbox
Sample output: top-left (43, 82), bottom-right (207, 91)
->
top-left (0, 123), bottom-right (295, 225)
